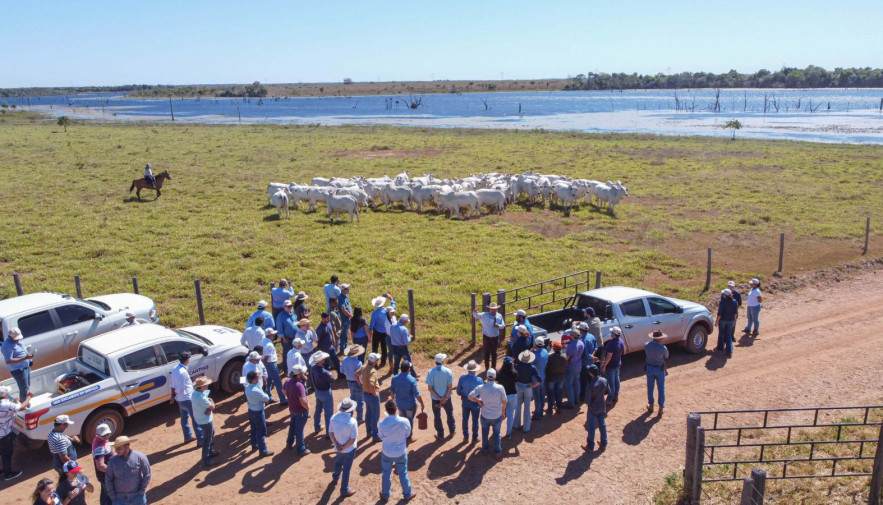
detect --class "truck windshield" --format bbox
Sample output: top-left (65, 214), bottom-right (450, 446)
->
top-left (79, 345), bottom-right (109, 375)
top-left (577, 295), bottom-right (615, 321)
top-left (81, 298), bottom-right (110, 311)
top-left (173, 330), bottom-right (212, 345)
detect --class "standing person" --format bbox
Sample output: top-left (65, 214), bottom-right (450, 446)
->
top-left (468, 368), bottom-right (508, 459)
top-left (360, 353), bottom-right (382, 442)
top-left (473, 303), bottom-right (505, 371)
top-left (243, 371), bottom-right (273, 457)
top-left (531, 337), bottom-right (548, 421)
top-left (191, 377), bottom-right (218, 467)
top-left (563, 330), bottom-right (585, 408)
top-left (276, 300), bottom-right (298, 374)
top-left (120, 313), bottom-right (139, 328)
top-left (105, 436), bottom-right (151, 505)
top-left (240, 318), bottom-right (266, 352)
top-left (513, 350), bottom-right (540, 433)
top-left (496, 356), bottom-right (518, 439)
top-left (716, 289), bottom-right (739, 358)
top-left (169, 352), bottom-right (203, 445)
top-left (316, 313), bottom-right (341, 375)
top-left (378, 399), bottom-right (416, 502)
top-left (509, 325), bottom-right (533, 359)
top-left (340, 345), bottom-right (365, 424)
top-left (293, 292), bottom-right (312, 321)
top-left (328, 298), bottom-right (344, 355)
top-left (388, 314), bottom-right (413, 375)
top-left (328, 398), bottom-right (359, 499)
top-left (48, 415), bottom-right (79, 475)
top-left (32, 478), bottom-right (60, 505)
top-left (390, 362), bottom-right (424, 434)
top-left (323, 275), bottom-right (342, 313)
top-left (349, 307), bottom-right (369, 362)
top-left (2, 327), bottom-right (33, 401)
top-left (309, 351), bottom-right (335, 437)
top-left (245, 300), bottom-right (275, 332)
top-left (368, 295), bottom-right (395, 369)
top-left (286, 339), bottom-right (307, 376)
top-left (645, 330), bottom-right (670, 416)
top-left (271, 279), bottom-right (295, 320)
top-left (582, 365), bottom-right (609, 452)
top-left (456, 360), bottom-right (483, 443)
top-left (583, 307), bottom-right (602, 342)
top-left (242, 351), bottom-right (268, 393)
top-left (743, 278), bottom-right (762, 336)
top-left (579, 321), bottom-right (600, 403)
top-left (57, 460), bottom-right (94, 505)
top-left (260, 329), bottom-right (286, 404)
top-left (143, 163), bottom-right (155, 189)
top-left (545, 342), bottom-right (567, 414)
top-left (283, 364), bottom-right (311, 456)
top-left (601, 327), bottom-right (625, 406)
top-left (0, 385), bottom-right (31, 480)
top-left (337, 285), bottom-right (353, 355)
top-left (296, 318), bottom-right (319, 366)
top-left (426, 353), bottom-right (456, 439)
top-left (724, 280), bottom-right (742, 308)
top-left (91, 425), bottom-right (113, 505)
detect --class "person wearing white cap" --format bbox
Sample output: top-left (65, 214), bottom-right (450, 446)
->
top-left (722, 281), bottom-right (742, 308)
top-left (456, 361), bottom-right (484, 442)
top-left (360, 353), bottom-right (383, 441)
top-left (283, 364), bottom-right (311, 455)
top-left (2, 327), bottom-right (33, 401)
top-left (388, 314), bottom-right (413, 376)
top-left (48, 414), bottom-right (80, 475)
top-left (276, 300), bottom-right (299, 373)
top-left (240, 318), bottom-right (266, 352)
top-left (368, 294), bottom-right (396, 369)
top-left (271, 279), bottom-right (295, 320)
top-left (426, 353), bottom-right (455, 439)
top-left (716, 288), bottom-right (739, 358)
top-left (530, 337), bottom-right (549, 421)
top-left (467, 368), bottom-right (507, 459)
top-left (509, 310), bottom-right (534, 353)
top-left (57, 459), bottom-right (94, 504)
top-left (245, 300), bottom-right (275, 332)
top-left (743, 278), bottom-right (762, 336)
top-left (286, 339), bottom-right (307, 376)
top-left (121, 312), bottom-right (139, 328)
top-left (243, 350), bottom-right (268, 393)
top-left (328, 397), bottom-right (359, 499)
top-left (473, 302), bottom-right (505, 371)
top-left (309, 351), bottom-right (336, 436)
top-left (91, 423), bottom-right (114, 504)
top-left (1, 385), bottom-right (32, 480)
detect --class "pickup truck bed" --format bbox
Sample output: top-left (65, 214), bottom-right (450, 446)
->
top-left (1, 360), bottom-right (107, 407)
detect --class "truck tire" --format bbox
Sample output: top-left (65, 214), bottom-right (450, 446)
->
top-left (18, 435), bottom-right (45, 451)
top-left (220, 358), bottom-right (244, 394)
top-left (685, 324), bottom-right (709, 354)
top-left (83, 408), bottom-right (125, 444)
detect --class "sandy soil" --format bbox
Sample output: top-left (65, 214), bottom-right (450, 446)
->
top-left (4, 268), bottom-right (883, 504)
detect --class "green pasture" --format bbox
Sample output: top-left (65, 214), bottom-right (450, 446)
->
top-left (1, 114), bottom-right (881, 355)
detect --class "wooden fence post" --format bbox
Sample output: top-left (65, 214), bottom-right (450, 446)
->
top-left (13, 273), bottom-right (24, 296)
top-left (74, 275), bottom-right (82, 298)
top-left (194, 279), bottom-right (206, 325)
top-left (739, 477), bottom-right (755, 505)
top-left (684, 413), bottom-right (702, 501)
top-left (497, 289), bottom-right (506, 317)
top-left (595, 270), bottom-right (602, 289)
top-left (869, 423), bottom-right (883, 505)
top-left (750, 468), bottom-right (767, 505)
top-left (691, 427), bottom-right (706, 504)
top-left (777, 232), bottom-right (785, 274)
top-left (482, 292), bottom-right (491, 312)
top-left (470, 293), bottom-right (477, 346)
top-left (408, 289), bottom-right (415, 338)
top-left (132, 276), bottom-right (139, 294)
top-left (864, 217), bottom-right (871, 256)
top-left (586, 270), bottom-right (591, 290)
top-left (705, 248), bottom-right (712, 292)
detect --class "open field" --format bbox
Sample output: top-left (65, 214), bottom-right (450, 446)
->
top-left (1, 112), bottom-right (881, 357)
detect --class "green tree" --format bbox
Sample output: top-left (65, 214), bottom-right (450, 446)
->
top-left (723, 119), bottom-right (742, 140)
top-left (343, 78), bottom-right (353, 85)
top-left (57, 116), bottom-right (71, 132)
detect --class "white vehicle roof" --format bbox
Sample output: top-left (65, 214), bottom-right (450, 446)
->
top-left (0, 292), bottom-right (75, 316)
top-left (80, 324), bottom-right (187, 356)
top-left (583, 286), bottom-right (659, 303)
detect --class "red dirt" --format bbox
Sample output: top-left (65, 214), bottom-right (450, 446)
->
top-left (4, 267), bottom-right (883, 504)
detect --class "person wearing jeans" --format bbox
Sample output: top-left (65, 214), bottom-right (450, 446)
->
top-left (513, 350), bottom-right (540, 433)
top-left (244, 371), bottom-right (273, 456)
top-left (456, 360), bottom-right (484, 442)
top-left (0, 386), bottom-right (31, 480)
top-left (378, 399), bottom-right (415, 501)
top-left (310, 355), bottom-right (335, 436)
top-left (360, 353), bottom-right (382, 441)
top-left (743, 279), bottom-right (763, 335)
top-left (644, 330), bottom-right (670, 415)
top-left (340, 345), bottom-right (365, 423)
top-left (582, 365), bottom-right (609, 452)
top-left (426, 354), bottom-right (456, 438)
top-left (329, 398), bottom-right (359, 499)
top-left (284, 365), bottom-right (311, 455)
top-left (260, 331), bottom-right (286, 404)
top-left (564, 334), bottom-right (585, 407)
top-left (169, 353), bottom-right (203, 445)
top-left (391, 361), bottom-right (424, 435)
top-left (468, 367), bottom-right (508, 459)
top-left (531, 338), bottom-right (548, 420)
top-left (717, 288), bottom-right (739, 358)
top-left (2, 328), bottom-right (33, 401)
top-left (602, 327), bottom-right (625, 404)
top-left (191, 377), bottom-right (217, 466)
top-left (544, 341), bottom-right (567, 413)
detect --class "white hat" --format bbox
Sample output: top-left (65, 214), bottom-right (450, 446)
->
top-left (367, 352), bottom-right (380, 363)
top-left (577, 322), bottom-right (590, 331)
top-left (515, 310), bottom-right (527, 317)
top-left (722, 289), bottom-right (732, 296)
top-left (283, 299), bottom-right (294, 307)
top-left (96, 423), bottom-right (112, 436)
top-left (486, 368), bottom-right (497, 379)
top-left (257, 300), bottom-right (268, 308)
top-left (750, 278), bottom-right (760, 285)
top-left (463, 360), bottom-right (482, 372)
top-left (610, 326), bottom-right (623, 336)
top-left (534, 337), bottom-right (545, 347)
top-left (248, 351), bottom-right (261, 361)
top-left (340, 284), bottom-right (350, 290)
top-left (434, 353), bottom-right (447, 364)
top-left (265, 328), bottom-right (277, 335)
top-left (338, 397), bottom-right (357, 413)
top-left (7, 328), bottom-right (22, 341)
top-left (55, 415), bottom-right (75, 425)
top-left (399, 314), bottom-right (410, 323)
top-left (292, 338), bottom-right (305, 347)
top-left (0, 386), bottom-right (10, 399)
top-left (125, 311), bottom-right (135, 318)
top-left (487, 302), bottom-right (499, 310)
top-left (518, 350), bottom-right (535, 364)
top-left (727, 281), bottom-right (735, 287)
top-left (295, 292), bottom-right (309, 301)
top-left (371, 296), bottom-right (387, 308)
top-left (515, 325), bottom-right (529, 335)
top-left (290, 364), bottom-right (307, 375)
top-left (309, 351), bottom-right (329, 366)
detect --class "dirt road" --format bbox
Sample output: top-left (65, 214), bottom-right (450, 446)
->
top-left (5, 268), bottom-right (883, 504)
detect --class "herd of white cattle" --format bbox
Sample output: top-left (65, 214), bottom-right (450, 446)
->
top-left (266, 172), bottom-right (629, 223)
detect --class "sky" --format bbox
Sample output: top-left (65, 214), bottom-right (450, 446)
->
top-left (2, 0), bottom-right (882, 88)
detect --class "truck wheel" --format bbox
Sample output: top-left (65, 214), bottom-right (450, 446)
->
top-left (83, 408), bottom-right (125, 444)
top-left (220, 359), bottom-right (244, 394)
top-left (18, 435), bottom-right (45, 451)
top-left (685, 325), bottom-right (708, 354)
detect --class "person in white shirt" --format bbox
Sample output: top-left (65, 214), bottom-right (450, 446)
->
top-left (287, 339), bottom-right (307, 376)
top-left (743, 278), bottom-right (763, 336)
top-left (328, 398), bottom-right (359, 499)
top-left (296, 319), bottom-right (319, 363)
top-left (121, 312), bottom-right (139, 328)
top-left (241, 321), bottom-right (266, 352)
top-left (169, 352), bottom-right (203, 445)
top-left (260, 331), bottom-right (286, 405)
top-left (242, 351), bottom-right (268, 391)
top-left (144, 163), bottom-right (155, 188)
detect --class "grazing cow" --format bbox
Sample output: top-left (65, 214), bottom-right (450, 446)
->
top-left (267, 183), bottom-right (290, 206)
top-left (553, 183), bottom-right (581, 214)
top-left (306, 186), bottom-right (333, 211)
top-left (411, 185), bottom-right (440, 214)
top-left (271, 189), bottom-right (290, 219)
top-left (434, 190), bottom-right (479, 220)
top-left (324, 193), bottom-right (360, 223)
top-left (475, 189), bottom-right (506, 214)
top-left (333, 187), bottom-right (370, 208)
top-left (382, 185), bottom-right (413, 212)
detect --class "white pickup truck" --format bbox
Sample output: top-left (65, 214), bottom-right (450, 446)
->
top-left (0, 323), bottom-right (247, 448)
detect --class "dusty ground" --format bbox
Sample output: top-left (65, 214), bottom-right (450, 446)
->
top-left (4, 267), bottom-right (883, 505)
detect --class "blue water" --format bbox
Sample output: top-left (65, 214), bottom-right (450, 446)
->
top-left (7, 88), bottom-right (883, 143)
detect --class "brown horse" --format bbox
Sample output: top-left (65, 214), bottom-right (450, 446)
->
top-left (129, 170), bottom-right (171, 201)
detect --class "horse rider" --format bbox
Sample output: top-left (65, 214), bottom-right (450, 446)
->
top-left (144, 163), bottom-right (156, 189)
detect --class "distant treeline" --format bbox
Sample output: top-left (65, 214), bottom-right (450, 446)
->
top-left (566, 66), bottom-right (883, 91)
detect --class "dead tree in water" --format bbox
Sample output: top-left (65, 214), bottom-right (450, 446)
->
top-left (405, 95), bottom-right (424, 109)
top-left (712, 88), bottom-right (721, 113)
top-left (480, 97), bottom-right (490, 110)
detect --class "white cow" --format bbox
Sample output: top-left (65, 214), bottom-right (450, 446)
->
top-left (435, 190), bottom-right (479, 220)
top-left (411, 185), bottom-right (440, 214)
top-left (333, 187), bottom-right (370, 208)
top-left (475, 189), bottom-right (506, 214)
top-left (311, 177), bottom-right (332, 187)
top-left (595, 181), bottom-right (629, 216)
top-left (267, 183), bottom-right (290, 206)
top-left (382, 185), bottom-right (413, 211)
top-left (306, 186), bottom-right (333, 211)
top-left (271, 189), bottom-right (290, 219)
top-left (553, 183), bottom-right (581, 214)
top-left (324, 193), bottom-right (360, 223)
top-left (394, 172), bottom-right (410, 186)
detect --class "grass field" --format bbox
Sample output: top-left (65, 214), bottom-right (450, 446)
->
top-left (1, 111), bottom-right (881, 356)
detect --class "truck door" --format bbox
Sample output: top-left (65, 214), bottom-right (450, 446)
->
top-left (116, 345), bottom-right (167, 413)
top-left (159, 340), bottom-right (211, 385)
top-left (14, 310), bottom-right (63, 372)
top-left (616, 298), bottom-right (653, 353)
top-left (645, 296), bottom-right (687, 344)
top-left (53, 304), bottom-right (103, 358)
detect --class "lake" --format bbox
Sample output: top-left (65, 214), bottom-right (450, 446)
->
top-left (7, 88), bottom-right (883, 144)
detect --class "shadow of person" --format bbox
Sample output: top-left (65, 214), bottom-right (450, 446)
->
top-left (736, 332), bottom-right (755, 348)
top-left (407, 435), bottom-right (446, 472)
top-left (426, 438), bottom-right (470, 479)
top-left (555, 449), bottom-right (601, 486)
top-left (704, 351), bottom-right (728, 371)
top-left (436, 447), bottom-right (501, 498)
top-left (621, 410), bottom-right (662, 446)
top-left (357, 446), bottom-right (382, 477)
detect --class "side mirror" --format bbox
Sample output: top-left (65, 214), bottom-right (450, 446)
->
top-left (675, 306), bottom-right (684, 314)
top-left (202, 347), bottom-right (209, 356)
top-left (94, 313), bottom-right (105, 321)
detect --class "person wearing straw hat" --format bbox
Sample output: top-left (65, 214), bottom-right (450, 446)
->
top-left (340, 345), bottom-right (365, 423)
top-left (473, 302), bottom-right (505, 371)
top-left (390, 361), bottom-right (424, 434)
top-left (271, 279), bottom-right (294, 320)
top-left (246, 300), bottom-right (275, 332)
top-left (57, 459), bottom-right (94, 505)
top-left (531, 337), bottom-right (549, 421)
top-left (389, 314), bottom-right (413, 376)
top-left (378, 399), bottom-right (416, 502)
top-left (309, 351), bottom-right (335, 437)
top-left (456, 360), bottom-right (483, 443)
top-left (48, 415), bottom-right (80, 475)
top-left (328, 398), bottom-right (359, 499)
top-left (286, 338), bottom-right (307, 376)
top-left (241, 318), bottom-right (266, 352)
top-left (260, 329), bottom-right (286, 404)
top-left (295, 318), bottom-right (319, 365)
top-left (360, 353), bottom-right (383, 441)
top-left (105, 435), bottom-right (151, 505)
top-left (2, 327), bottom-right (33, 401)
top-left (513, 350), bottom-right (540, 433)
top-left (169, 352), bottom-right (204, 445)
top-left (191, 376), bottom-right (218, 466)
top-left (1, 385), bottom-right (31, 481)
top-left (91, 424), bottom-right (114, 505)
top-left (121, 312), bottom-right (139, 328)
top-left (426, 353), bottom-right (456, 439)
top-left (275, 299), bottom-right (298, 373)
top-left (743, 278), bottom-right (762, 337)
top-left (368, 294), bottom-right (396, 369)
top-left (293, 291), bottom-right (312, 321)
top-left (468, 368), bottom-right (507, 459)
top-left (582, 365), bottom-right (609, 452)
top-left (283, 364), bottom-right (311, 455)
top-left (645, 330), bottom-right (670, 416)
top-left (243, 371), bottom-right (274, 457)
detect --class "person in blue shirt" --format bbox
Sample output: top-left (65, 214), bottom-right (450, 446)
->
top-left (368, 295), bottom-right (396, 369)
top-left (388, 315), bottom-right (413, 375)
top-left (1, 328), bottom-right (32, 401)
top-left (513, 350), bottom-right (541, 433)
top-left (245, 300), bottom-right (275, 332)
top-left (349, 307), bottom-right (369, 362)
top-left (244, 371), bottom-right (273, 456)
top-left (425, 354), bottom-right (455, 439)
top-left (530, 337), bottom-right (549, 420)
top-left (270, 279), bottom-right (295, 320)
top-left (510, 324), bottom-right (534, 358)
top-left (390, 361), bottom-right (424, 434)
top-left (309, 352), bottom-right (336, 437)
top-left (316, 312), bottom-right (341, 376)
top-left (339, 345), bottom-right (365, 423)
top-left (323, 275), bottom-right (342, 313)
top-left (378, 399), bottom-right (415, 502)
top-left (564, 332), bottom-right (585, 408)
top-left (456, 360), bottom-right (484, 442)
top-left (275, 300), bottom-right (298, 373)
top-left (509, 310), bottom-right (534, 352)
top-left (337, 285), bottom-right (353, 355)
top-left (578, 322), bottom-right (600, 403)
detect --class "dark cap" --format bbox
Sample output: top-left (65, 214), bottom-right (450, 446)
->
top-left (179, 351), bottom-right (191, 363)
